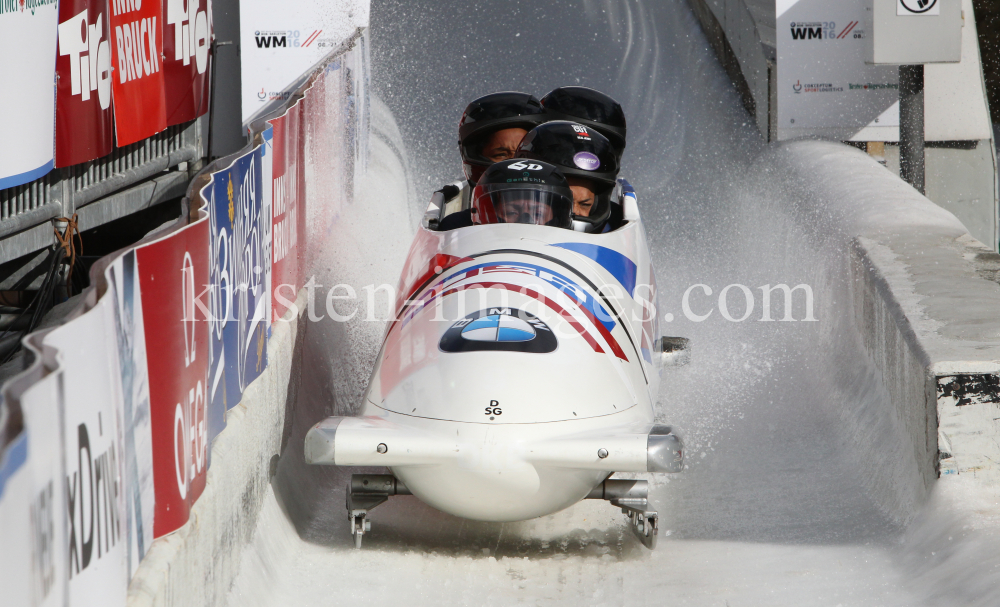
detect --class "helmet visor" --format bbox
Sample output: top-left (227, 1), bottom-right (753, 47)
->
top-left (474, 185), bottom-right (573, 229)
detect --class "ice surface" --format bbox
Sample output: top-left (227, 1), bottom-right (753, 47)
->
top-left (225, 1), bottom-right (1000, 605)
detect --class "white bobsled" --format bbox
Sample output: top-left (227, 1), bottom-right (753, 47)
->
top-left (305, 181), bottom-right (688, 548)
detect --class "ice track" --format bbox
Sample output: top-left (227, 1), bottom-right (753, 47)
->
top-left (225, 1), bottom-right (1000, 605)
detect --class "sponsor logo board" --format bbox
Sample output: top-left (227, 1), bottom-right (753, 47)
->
top-left (0, 0), bottom-right (59, 188)
top-left (777, 0), bottom-right (899, 140)
top-left (56, 0), bottom-right (114, 167)
top-left (135, 228), bottom-right (210, 537)
top-left (109, 0), bottom-right (167, 145)
top-left (162, 0), bottom-right (211, 125)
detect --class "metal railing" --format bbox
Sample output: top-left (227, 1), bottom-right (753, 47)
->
top-left (0, 120), bottom-right (202, 263)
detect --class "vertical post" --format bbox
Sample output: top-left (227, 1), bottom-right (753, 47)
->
top-left (899, 64), bottom-right (925, 195)
top-left (208, 0), bottom-right (246, 159)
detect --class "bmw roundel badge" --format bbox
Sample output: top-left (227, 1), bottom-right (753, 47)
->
top-left (439, 307), bottom-right (557, 353)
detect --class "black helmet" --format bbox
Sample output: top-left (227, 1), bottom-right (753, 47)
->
top-left (458, 92), bottom-right (547, 184)
top-left (471, 159), bottom-right (574, 230)
top-left (515, 121), bottom-right (619, 233)
top-left (540, 87), bottom-right (627, 157)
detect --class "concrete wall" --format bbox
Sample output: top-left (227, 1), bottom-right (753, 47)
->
top-left (775, 141), bottom-right (1000, 502)
top-left (688, 0), bottom-right (773, 138)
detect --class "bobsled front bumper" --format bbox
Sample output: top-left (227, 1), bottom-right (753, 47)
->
top-left (304, 415), bottom-right (683, 473)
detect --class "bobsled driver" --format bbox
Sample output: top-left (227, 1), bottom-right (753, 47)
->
top-left (470, 159), bottom-right (575, 229)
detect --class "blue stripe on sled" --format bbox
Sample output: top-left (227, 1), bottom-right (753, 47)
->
top-left (552, 243), bottom-right (638, 297)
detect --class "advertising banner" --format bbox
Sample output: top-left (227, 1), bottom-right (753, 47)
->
top-left (109, 0), bottom-right (167, 146)
top-left (55, 0), bottom-right (114, 167)
top-left (206, 147), bottom-right (271, 417)
top-left (45, 297), bottom-right (129, 607)
top-left (0, 0), bottom-right (59, 189)
top-left (15, 369), bottom-right (69, 607)
top-left (162, 0), bottom-right (211, 125)
top-left (239, 0), bottom-right (369, 122)
top-left (107, 252), bottom-right (156, 572)
top-left (0, 431), bottom-right (34, 607)
top-left (777, 0), bottom-right (900, 141)
top-left (261, 127), bottom-right (274, 331)
top-left (135, 223), bottom-right (210, 537)
top-left (268, 105), bottom-right (305, 321)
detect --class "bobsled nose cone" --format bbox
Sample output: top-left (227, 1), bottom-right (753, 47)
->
top-left (304, 417), bottom-right (343, 465)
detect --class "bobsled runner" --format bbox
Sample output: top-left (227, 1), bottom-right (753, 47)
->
top-left (305, 180), bottom-right (689, 549)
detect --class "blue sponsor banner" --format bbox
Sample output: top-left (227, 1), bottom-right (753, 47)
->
top-left (208, 145), bottom-right (271, 438)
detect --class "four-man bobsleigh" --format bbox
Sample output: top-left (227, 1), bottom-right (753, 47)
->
top-left (304, 157), bottom-right (689, 549)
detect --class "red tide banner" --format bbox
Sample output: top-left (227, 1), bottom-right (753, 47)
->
top-left (268, 104), bottom-right (305, 321)
top-left (109, 0), bottom-right (167, 146)
top-left (135, 220), bottom-right (210, 537)
top-left (56, 0), bottom-right (115, 167)
top-left (162, 0), bottom-right (211, 125)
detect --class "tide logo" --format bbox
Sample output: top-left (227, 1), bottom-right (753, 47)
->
top-left (58, 9), bottom-right (112, 109)
top-left (167, 0), bottom-right (209, 74)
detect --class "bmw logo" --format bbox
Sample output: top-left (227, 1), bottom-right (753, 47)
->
top-left (461, 313), bottom-right (536, 342)
top-left (440, 308), bottom-right (557, 353)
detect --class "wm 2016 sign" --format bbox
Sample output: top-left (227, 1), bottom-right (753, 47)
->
top-left (206, 146), bottom-right (272, 426)
top-left (777, 0), bottom-right (899, 141)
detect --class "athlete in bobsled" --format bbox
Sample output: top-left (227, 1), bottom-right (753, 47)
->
top-left (304, 90), bottom-right (690, 551)
top-left (434, 91), bottom-right (547, 229)
top-left (434, 86), bottom-right (632, 232)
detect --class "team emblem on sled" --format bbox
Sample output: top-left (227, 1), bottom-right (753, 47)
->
top-left (439, 307), bottom-right (557, 353)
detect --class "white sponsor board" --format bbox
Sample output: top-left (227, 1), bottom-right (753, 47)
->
top-left (0, 0), bottom-right (59, 188)
top-left (19, 367), bottom-right (69, 607)
top-left (46, 296), bottom-right (129, 607)
top-left (0, 431), bottom-right (34, 606)
top-left (0, 332), bottom-right (68, 607)
top-left (107, 252), bottom-right (155, 578)
top-left (777, 0), bottom-right (900, 141)
top-left (239, 0), bottom-right (369, 122)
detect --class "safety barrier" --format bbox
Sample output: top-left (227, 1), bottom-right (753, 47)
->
top-left (0, 26), bottom-right (368, 607)
top-left (772, 140), bottom-right (1000, 519)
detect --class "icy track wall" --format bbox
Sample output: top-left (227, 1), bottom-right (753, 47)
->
top-left (0, 28), bottom-right (374, 607)
top-left (773, 140), bottom-right (1000, 512)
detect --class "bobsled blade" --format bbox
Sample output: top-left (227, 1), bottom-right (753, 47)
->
top-left (627, 508), bottom-right (658, 549)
